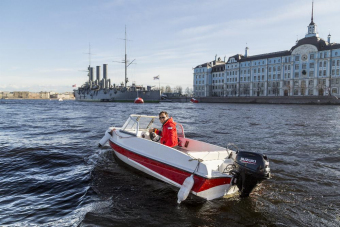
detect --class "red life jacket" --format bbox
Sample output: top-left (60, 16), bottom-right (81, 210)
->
top-left (159, 117), bottom-right (178, 147)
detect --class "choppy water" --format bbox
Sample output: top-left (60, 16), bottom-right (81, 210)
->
top-left (0, 99), bottom-right (339, 226)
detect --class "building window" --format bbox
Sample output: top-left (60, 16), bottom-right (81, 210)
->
top-left (310, 54), bottom-right (314, 59)
top-left (310, 63), bottom-right (314, 68)
top-left (288, 65), bottom-right (291, 70)
top-left (295, 56), bottom-right (299, 61)
top-left (325, 53), bottom-right (327, 57)
top-left (319, 62), bottom-right (322, 67)
top-left (324, 61), bottom-right (327, 67)
top-left (302, 64), bottom-right (307, 69)
top-left (337, 60), bottom-right (340, 66)
top-left (319, 70), bottom-right (322, 76)
top-left (295, 72), bottom-right (299, 78)
top-left (295, 64), bottom-right (299, 70)
top-left (332, 69), bottom-right (335, 75)
top-left (335, 52), bottom-right (338, 56)
top-left (309, 71), bottom-right (314, 77)
top-left (337, 69), bottom-right (340, 75)
top-left (320, 53), bottom-right (323, 58)
top-left (323, 70), bottom-right (326, 76)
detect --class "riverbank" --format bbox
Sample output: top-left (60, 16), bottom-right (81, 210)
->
top-left (169, 96), bottom-right (340, 104)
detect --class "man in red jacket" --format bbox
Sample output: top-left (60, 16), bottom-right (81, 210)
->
top-left (149, 111), bottom-right (178, 147)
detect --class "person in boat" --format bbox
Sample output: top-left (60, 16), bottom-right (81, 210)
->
top-left (149, 111), bottom-right (178, 147)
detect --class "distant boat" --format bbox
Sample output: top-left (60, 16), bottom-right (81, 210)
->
top-left (58, 98), bottom-right (63, 101)
top-left (190, 98), bottom-right (198, 103)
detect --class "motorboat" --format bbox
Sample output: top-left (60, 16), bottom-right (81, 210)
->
top-left (99, 115), bottom-right (271, 202)
top-left (190, 98), bottom-right (199, 103)
top-left (58, 98), bottom-right (63, 101)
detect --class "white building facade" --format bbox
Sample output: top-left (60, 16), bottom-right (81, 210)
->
top-left (193, 5), bottom-right (340, 97)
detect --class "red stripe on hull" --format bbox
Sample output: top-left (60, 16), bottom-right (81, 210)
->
top-left (109, 140), bottom-right (231, 193)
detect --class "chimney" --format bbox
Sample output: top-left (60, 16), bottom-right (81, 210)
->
top-left (328, 33), bottom-right (331, 43)
top-left (224, 56), bottom-right (226, 62)
top-left (215, 54), bottom-right (217, 61)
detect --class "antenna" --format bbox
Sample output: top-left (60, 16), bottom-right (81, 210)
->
top-left (311, 1), bottom-right (314, 23)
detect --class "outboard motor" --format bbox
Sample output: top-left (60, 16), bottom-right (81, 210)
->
top-left (232, 151), bottom-right (270, 197)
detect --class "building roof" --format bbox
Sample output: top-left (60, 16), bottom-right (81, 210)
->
top-left (194, 62), bottom-right (210, 69)
top-left (290, 36), bottom-right (340, 52)
top-left (239, 50), bottom-right (291, 62)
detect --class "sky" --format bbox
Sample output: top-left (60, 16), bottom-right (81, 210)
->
top-left (1, 0), bottom-right (340, 93)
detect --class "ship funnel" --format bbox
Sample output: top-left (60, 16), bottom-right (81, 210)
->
top-left (90, 67), bottom-right (94, 82)
top-left (96, 66), bottom-right (101, 81)
top-left (103, 64), bottom-right (108, 80)
top-left (103, 64), bottom-right (108, 89)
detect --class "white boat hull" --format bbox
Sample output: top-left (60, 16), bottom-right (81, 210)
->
top-left (109, 139), bottom-right (235, 201)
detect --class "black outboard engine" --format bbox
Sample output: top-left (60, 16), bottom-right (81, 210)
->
top-left (232, 151), bottom-right (270, 197)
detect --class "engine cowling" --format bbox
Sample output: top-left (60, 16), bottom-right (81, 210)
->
top-left (232, 151), bottom-right (270, 197)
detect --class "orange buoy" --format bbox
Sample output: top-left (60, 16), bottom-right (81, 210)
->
top-left (134, 97), bottom-right (144, 104)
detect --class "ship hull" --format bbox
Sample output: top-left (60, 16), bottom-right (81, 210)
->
top-left (74, 89), bottom-right (160, 103)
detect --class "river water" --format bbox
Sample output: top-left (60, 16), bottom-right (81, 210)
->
top-left (0, 99), bottom-right (339, 226)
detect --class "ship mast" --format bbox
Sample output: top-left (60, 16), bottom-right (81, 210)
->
top-left (113, 26), bottom-right (135, 87)
top-left (123, 26), bottom-right (135, 87)
top-left (125, 27), bottom-right (127, 87)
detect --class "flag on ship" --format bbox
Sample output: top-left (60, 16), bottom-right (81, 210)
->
top-left (153, 75), bottom-right (159, 80)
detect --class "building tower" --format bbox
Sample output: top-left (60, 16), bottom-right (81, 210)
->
top-left (245, 46), bottom-right (249, 57)
top-left (305, 1), bottom-right (319, 38)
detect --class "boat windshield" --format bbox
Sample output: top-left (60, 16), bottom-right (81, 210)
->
top-left (121, 115), bottom-right (161, 135)
top-left (120, 114), bottom-right (185, 137)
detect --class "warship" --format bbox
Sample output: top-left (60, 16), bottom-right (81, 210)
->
top-left (74, 29), bottom-right (160, 103)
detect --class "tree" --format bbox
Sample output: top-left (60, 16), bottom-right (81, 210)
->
top-left (243, 84), bottom-right (250, 96)
top-left (272, 82), bottom-right (280, 96)
top-left (174, 86), bottom-right (183, 95)
top-left (160, 86), bottom-right (165, 93)
top-left (165, 85), bottom-right (172, 93)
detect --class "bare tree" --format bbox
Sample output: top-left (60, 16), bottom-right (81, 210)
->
top-left (165, 85), bottom-right (172, 93)
top-left (272, 82), bottom-right (280, 96)
top-left (174, 85), bottom-right (183, 95)
top-left (243, 84), bottom-right (250, 96)
top-left (160, 86), bottom-right (165, 93)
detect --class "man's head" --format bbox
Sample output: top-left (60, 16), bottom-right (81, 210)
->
top-left (159, 111), bottom-right (169, 123)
